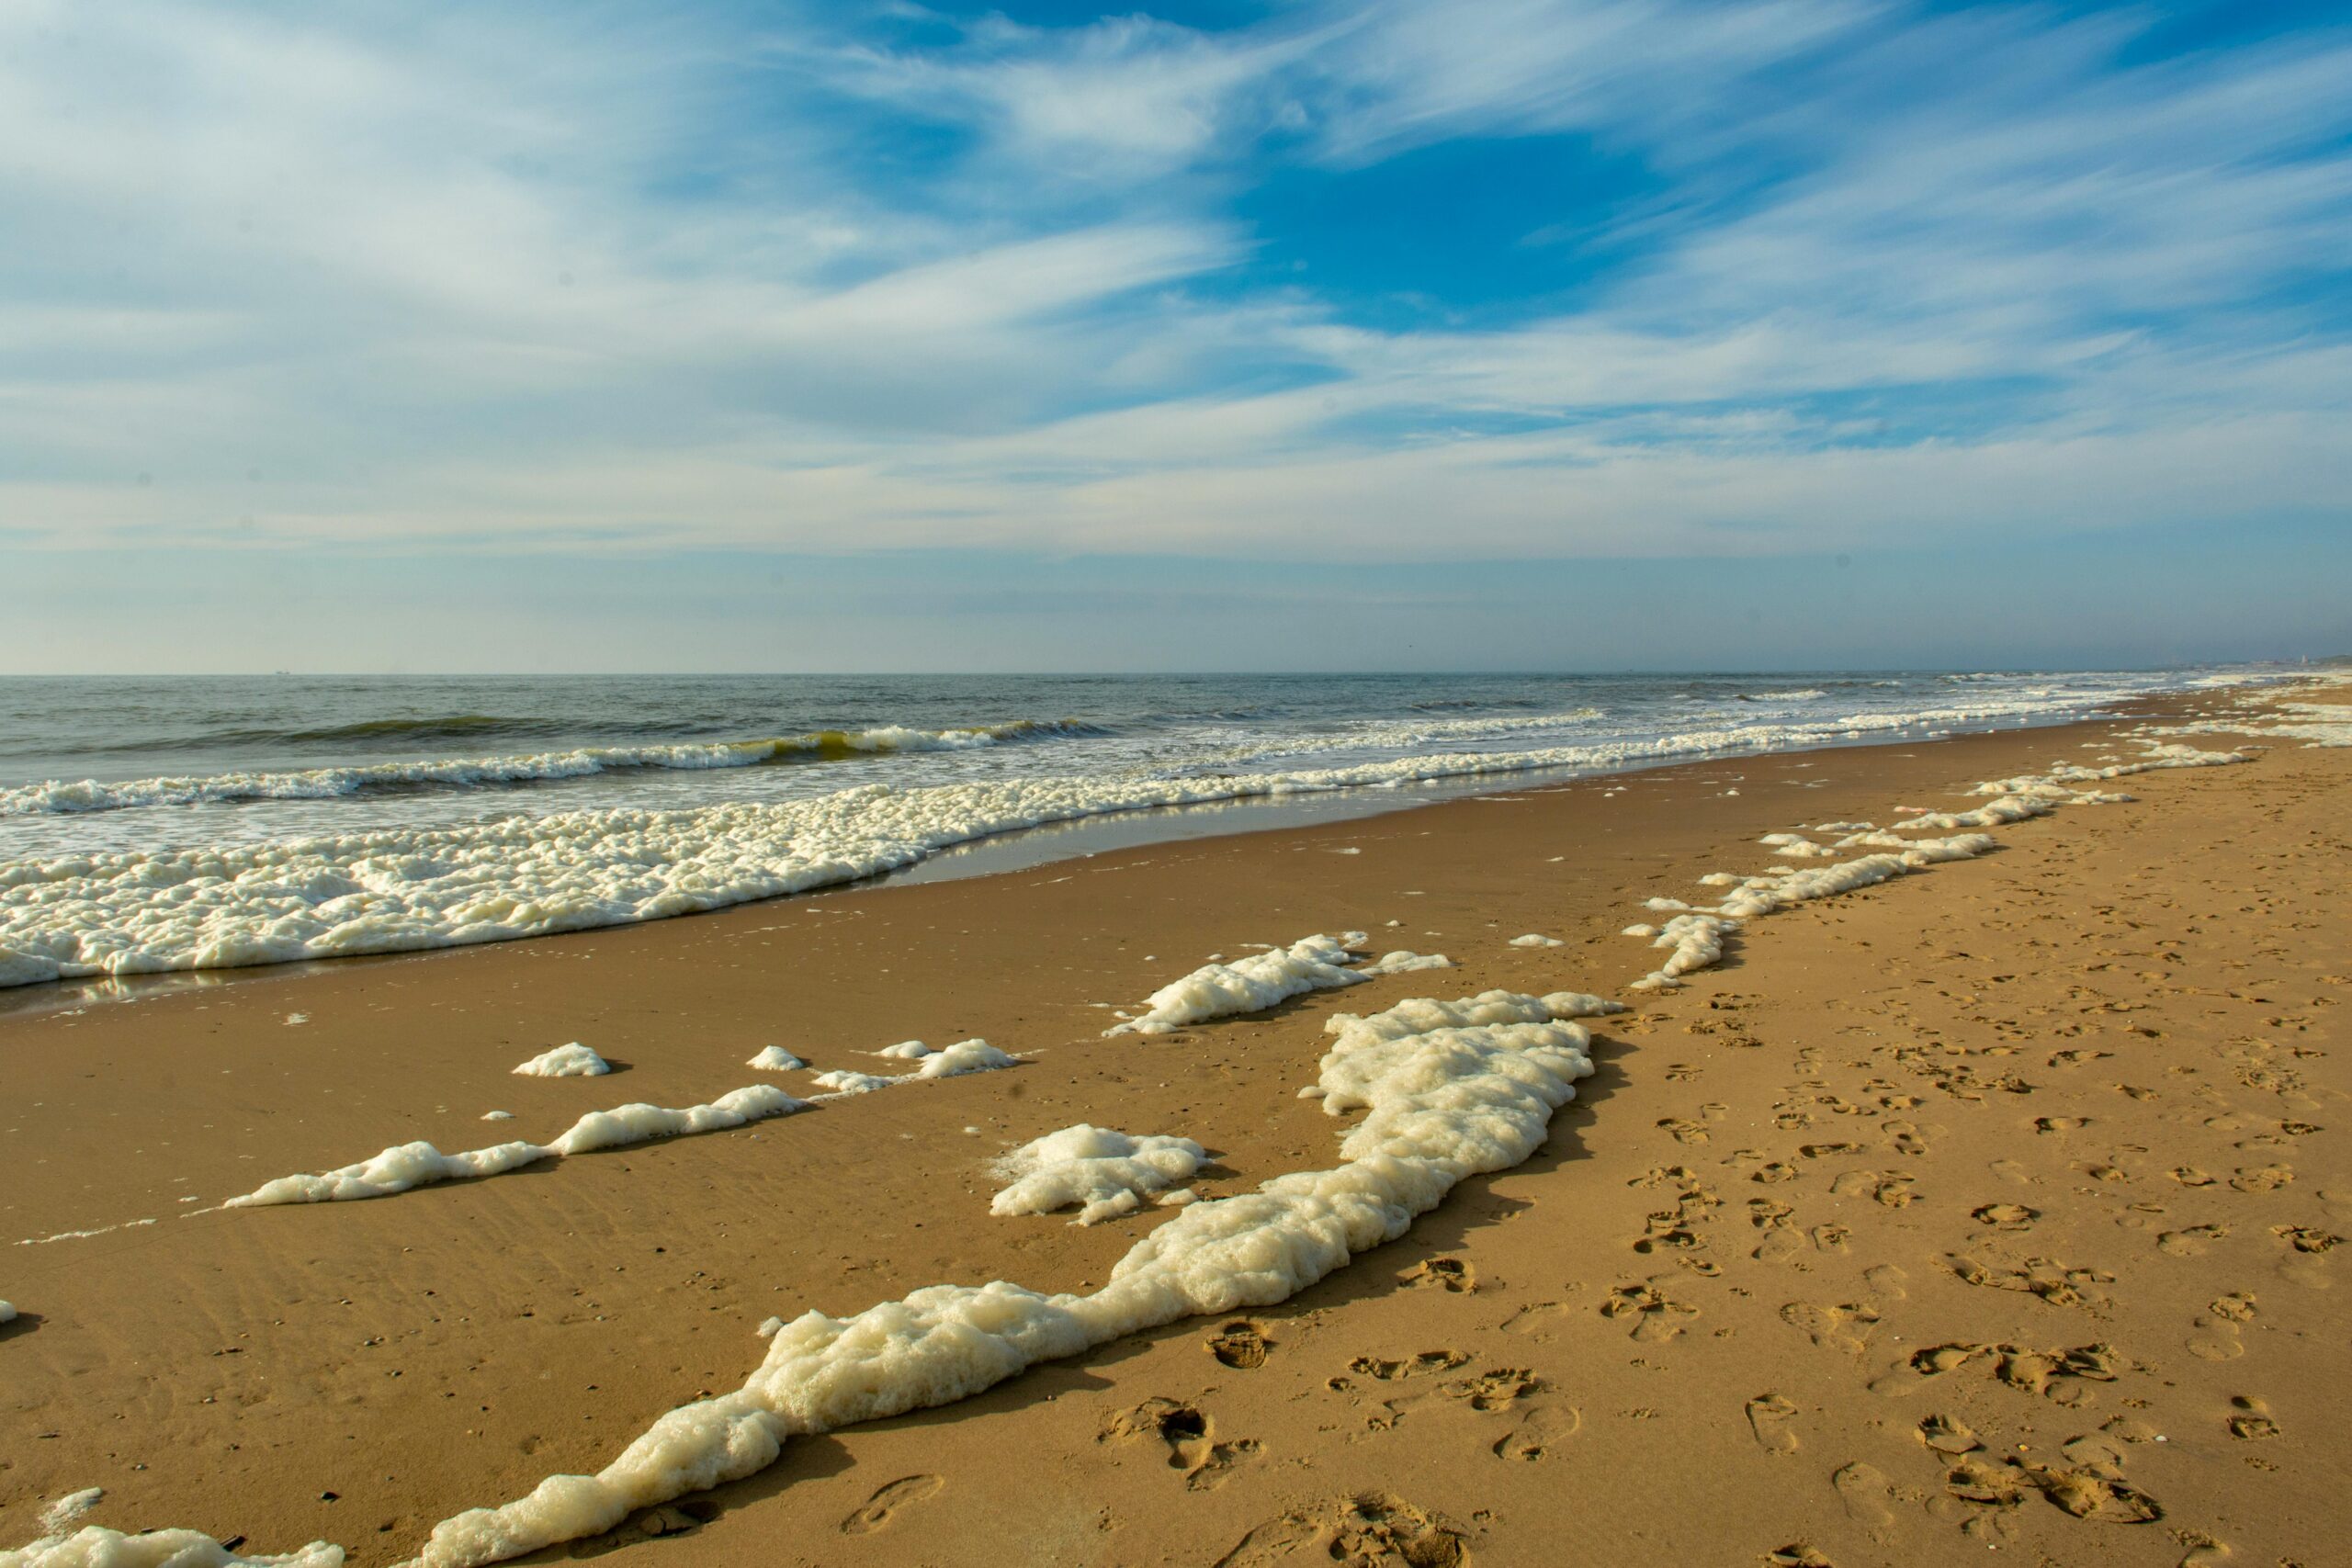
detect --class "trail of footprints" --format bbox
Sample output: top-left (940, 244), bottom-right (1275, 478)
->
top-left (1158, 745), bottom-right (2336, 1567)
top-left (1595, 796), bottom-right (2341, 1568)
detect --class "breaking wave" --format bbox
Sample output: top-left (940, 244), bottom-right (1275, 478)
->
top-left (0, 720), bottom-right (1106, 818)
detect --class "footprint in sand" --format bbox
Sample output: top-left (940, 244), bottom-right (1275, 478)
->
top-left (2187, 1293), bottom-right (2256, 1360)
top-left (1917, 1414), bottom-right (1981, 1454)
top-left (1828, 1169), bottom-right (1915, 1207)
top-left (1399, 1257), bottom-right (1478, 1292)
top-left (2269, 1224), bottom-right (2340, 1254)
top-left (1490, 1403), bottom-right (1580, 1461)
top-left (2030, 1463), bottom-right (2162, 1522)
top-left (1745, 1393), bottom-right (1801, 1454)
top-left (840, 1475), bottom-right (944, 1536)
top-left (2157, 1224), bottom-right (2229, 1258)
top-left (1780, 1302), bottom-right (1881, 1355)
top-left (1972, 1202), bottom-right (2039, 1231)
top-left (2225, 1395), bottom-right (2280, 1440)
top-left (1345, 1349), bottom-right (1468, 1382)
top-left (1214, 1493), bottom-right (1468, 1568)
top-left (2034, 1116), bottom-right (2089, 1134)
top-left (1829, 1461), bottom-right (1902, 1542)
top-left (1765, 1546), bottom-right (1835, 1567)
top-left (1438, 1368), bottom-right (1540, 1413)
top-left (1102, 1396), bottom-right (1215, 1470)
top-left (1208, 1320), bottom-right (1274, 1369)
top-left (1601, 1282), bottom-right (1697, 1343)
top-left (2230, 1166), bottom-right (2294, 1193)
top-left (1498, 1301), bottom-right (1575, 1341)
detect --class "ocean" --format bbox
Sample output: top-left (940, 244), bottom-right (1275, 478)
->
top-left (0, 667), bottom-right (2272, 993)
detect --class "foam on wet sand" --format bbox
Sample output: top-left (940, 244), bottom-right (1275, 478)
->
top-left (989, 1124), bottom-right (1207, 1225)
top-left (1107, 934), bottom-right (1448, 1035)
top-left (511, 1043), bottom-right (609, 1078)
top-left (223, 1087), bottom-right (806, 1207)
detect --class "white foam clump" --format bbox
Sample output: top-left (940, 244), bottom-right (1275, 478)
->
top-left (1361, 950), bottom-right (1452, 975)
top-left (512, 1043), bottom-right (609, 1078)
top-left (0, 1299), bottom-right (15, 1325)
top-left (1627, 914), bottom-right (1740, 991)
top-left (989, 1125), bottom-right (1207, 1225)
top-left (2, 694), bottom-right (2168, 992)
top-left (480, 1111), bottom-right (514, 1122)
top-left (1507, 933), bottom-right (1564, 948)
top-left (745, 1046), bottom-right (806, 1072)
top-left (387, 985), bottom-right (1598, 1568)
top-left (1758, 833), bottom-right (1836, 859)
top-left (224, 1087), bottom-right (805, 1207)
top-left (546, 1087), bottom-right (803, 1156)
top-left (910, 1040), bottom-right (1016, 1077)
top-left (0, 1529), bottom-right (343, 1568)
top-left (808, 1070), bottom-right (895, 1095)
top-left (1106, 933), bottom-right (1444, 1036)
top-left (808, 1040), bottom-right (1017, 1097)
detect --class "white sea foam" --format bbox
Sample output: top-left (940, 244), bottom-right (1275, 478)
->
top-left (0, 700), bottom-right (2206, 993)
top-left (1104, 934), bottom-right (1449, 1035)
top-left (0, 1528), bottom-right (342, 1568)
top-left (1969, 742), bottom-right (2248, 799)
top-left (369, 984), bottom-right (1596, 1568)
top-left (546, 1087), bottom-right (803, 1156)
top-left (35, 1496), bottom-right (102, 1538)
top-left (745, 1047), bottom-right (806, 1072)
top-left (808, 1070), bottom-right (895, 1095)
top-left (512, 1043), bottom-right (609, 1078)
top-left (224, 1087), bottom-right (806, 1207)
top-left (1622, 739), bottom-right (2254, 989)
top-left (908, 1041), bottom-right (1017, 1078)
top-left (1507, 933), bottom-right (1564, 948)
top-left (803, 1040), bottom-right (1016, 1098)
top-left (989, 1125), bottom-right (1206, 1225)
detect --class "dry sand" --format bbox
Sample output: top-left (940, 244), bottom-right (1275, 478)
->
top-left (2, 682), bottom-right (2346, 1568)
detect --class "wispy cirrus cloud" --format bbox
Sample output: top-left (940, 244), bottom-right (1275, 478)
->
top-left (0, 0), bottom-right (2345, 606)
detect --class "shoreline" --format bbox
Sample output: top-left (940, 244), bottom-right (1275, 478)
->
top-left (3, 682), bottom-right (2345, 1568)
top-left (0, 691), bottom-right (2229, 1024)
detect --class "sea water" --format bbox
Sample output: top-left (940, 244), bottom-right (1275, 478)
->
top-left (0, 668), bottom-right (2280, 992)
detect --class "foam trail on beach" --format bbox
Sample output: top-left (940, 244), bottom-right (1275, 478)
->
top-left (222, 1086), bottom-right (806, 1207)
top-left (1622, 740), bottom-right (2252, 989)
top-left (389, 986), bottom-right (1593, 1568)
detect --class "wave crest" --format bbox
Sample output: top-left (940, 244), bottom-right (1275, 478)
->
top-left (0, 719), bottom-right (1105, 818)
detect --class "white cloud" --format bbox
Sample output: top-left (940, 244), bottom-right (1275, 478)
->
top-left (0, 0), bottom-right (2345, 578)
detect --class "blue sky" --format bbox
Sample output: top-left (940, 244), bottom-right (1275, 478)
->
top-left (2, 0), bottom-right (2346, 671)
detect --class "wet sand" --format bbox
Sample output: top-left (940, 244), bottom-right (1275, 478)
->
top-left (3, 682), bottom-right (2345, 1567)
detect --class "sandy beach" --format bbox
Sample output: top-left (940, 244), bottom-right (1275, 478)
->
top-left (4, 680), bottom-right (2346, 1568)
